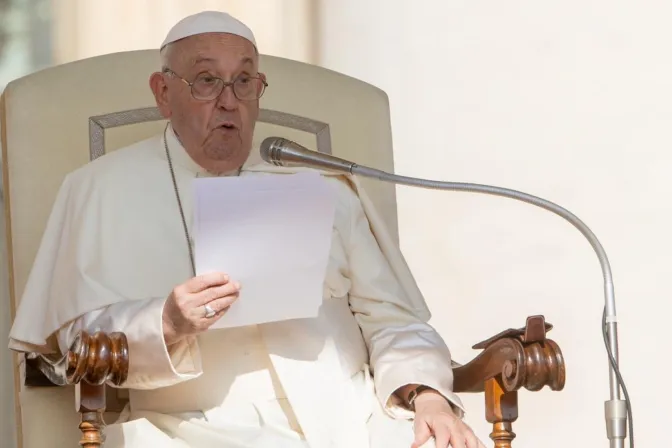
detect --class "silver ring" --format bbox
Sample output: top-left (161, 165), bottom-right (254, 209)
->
top-left (203, 304), bottom-right (216, 318)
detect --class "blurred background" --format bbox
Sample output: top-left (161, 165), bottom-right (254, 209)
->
top-left (1, 0), bottom-right (669, 447)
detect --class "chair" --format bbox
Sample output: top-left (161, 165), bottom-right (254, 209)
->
top-left (1, 50), bottom-right (565, 448)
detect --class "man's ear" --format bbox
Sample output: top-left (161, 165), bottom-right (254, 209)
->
top-left (149, 72), bottom-right (171, 118)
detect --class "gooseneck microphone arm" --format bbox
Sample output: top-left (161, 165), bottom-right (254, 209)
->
top-left (260, 137), bottom-right (632, 448)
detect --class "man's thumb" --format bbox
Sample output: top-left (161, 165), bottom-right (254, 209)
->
top-left (412, 419), bottom-right (432, 448)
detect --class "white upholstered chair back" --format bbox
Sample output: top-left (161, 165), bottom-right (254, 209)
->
top-left (1, 50), bottom-right (399, 448)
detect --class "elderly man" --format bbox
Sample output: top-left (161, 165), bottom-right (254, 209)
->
top-left (9, 11), bottom-right (485, 448)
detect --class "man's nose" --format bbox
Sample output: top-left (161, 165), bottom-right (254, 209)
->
top-left (216, 84), bottom-right (239, 110)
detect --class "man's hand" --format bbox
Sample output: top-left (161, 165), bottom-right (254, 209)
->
top-left (162, 272), bottom-right (241, 345)
top-left (412, 392), bottom-right (486, 448)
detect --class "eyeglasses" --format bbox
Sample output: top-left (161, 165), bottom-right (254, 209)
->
top-left (163, 68), bottom-right (268, 101)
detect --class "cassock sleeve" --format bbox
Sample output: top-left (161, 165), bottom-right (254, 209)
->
top-left (343, 183), bottom-right (465, 419)
top-left (56, 299), bottom-right (202, 390)
top-left (9, 169), bottom-right (203, 390)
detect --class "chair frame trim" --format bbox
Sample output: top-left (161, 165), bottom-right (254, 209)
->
top-left (1, 92), bottom-right (25, 448)
top-left (88, 107), bottom-right (332, 161)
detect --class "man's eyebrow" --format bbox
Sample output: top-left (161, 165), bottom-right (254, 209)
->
top-left (190, 56), bottom-right (255, 67)
top-left (191, 56), bottom-right (216, 66)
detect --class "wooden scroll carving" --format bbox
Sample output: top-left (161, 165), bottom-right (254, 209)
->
top-left (452, 315), bottom-right (565, 447)
top-left (22, 317), bottom-right (562, 447)
top-left (26, 331), bottom-right (129, 448)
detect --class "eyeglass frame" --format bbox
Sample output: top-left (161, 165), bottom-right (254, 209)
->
top-left (162, 67), bottom-right (269, 102)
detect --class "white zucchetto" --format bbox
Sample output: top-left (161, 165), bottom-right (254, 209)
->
top-left (161, 11), bottom-right (257, 50)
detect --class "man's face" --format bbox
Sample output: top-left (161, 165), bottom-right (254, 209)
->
top-left (150, 32), bottom-right (265, 173)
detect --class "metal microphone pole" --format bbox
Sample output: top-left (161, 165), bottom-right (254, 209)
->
top-left (260, 137), bottom-right (631, 446)
top-left (348, 164), bottom-right (630, 448)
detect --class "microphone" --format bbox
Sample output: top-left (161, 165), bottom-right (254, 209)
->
top-left (260, 136), bottom-right (632, 448)
top-left (260, 137), bottom-right (358, 173)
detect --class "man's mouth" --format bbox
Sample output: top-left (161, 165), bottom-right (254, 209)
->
top-left (219, 121), bottom-right (237, 130)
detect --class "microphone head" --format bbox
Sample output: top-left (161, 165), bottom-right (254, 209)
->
top-left (259, 136), bottom-right (356, 174)
top-left (259, 136), bottom-right (288, 166)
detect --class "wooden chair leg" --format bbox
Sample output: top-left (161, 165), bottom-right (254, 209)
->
top-left (77, 381), bottom-right (106, 448)
top-left (485, 377), bottom-right (518, 448)
top-left (27, 331), bottom-right (129, 448)
top-left (453, 316), bottom-right (565, 446)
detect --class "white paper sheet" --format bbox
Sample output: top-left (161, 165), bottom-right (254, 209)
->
top-left (192, 171), bottom-right (336, 329)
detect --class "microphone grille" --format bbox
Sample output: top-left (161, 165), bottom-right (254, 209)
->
top-left (260, 137), bottom-right (287, 166)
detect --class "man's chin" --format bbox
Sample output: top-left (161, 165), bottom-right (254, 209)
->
top-left (203, 146), bottom-right (251, 170)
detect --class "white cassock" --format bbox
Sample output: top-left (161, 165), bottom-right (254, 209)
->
top-left (9, 124), bottom-right (465, 448)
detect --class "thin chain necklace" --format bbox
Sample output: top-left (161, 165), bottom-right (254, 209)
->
top-left (162, 123), bottom-right (241, 276)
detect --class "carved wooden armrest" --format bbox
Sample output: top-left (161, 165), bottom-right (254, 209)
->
top-left (25, 331), bottom-right (129, 448)
top-left (452, 315), bottom-right (565, 447)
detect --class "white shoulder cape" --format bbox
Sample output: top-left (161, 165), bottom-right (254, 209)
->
top-left (8, 137), bottom-right (431, 354)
